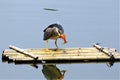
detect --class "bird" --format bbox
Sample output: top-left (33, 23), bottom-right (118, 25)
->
top-left (43, 23), bottom-right (67, 51)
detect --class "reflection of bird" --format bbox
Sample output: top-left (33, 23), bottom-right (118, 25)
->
top-left (43, 23), bottom-right (67, 50)
top-left (42, 65), bottom-right (66, 80)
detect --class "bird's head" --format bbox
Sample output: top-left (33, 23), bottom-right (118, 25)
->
top-left (60, 34), bottom-right (67, 44)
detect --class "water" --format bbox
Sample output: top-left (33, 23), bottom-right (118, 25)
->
top-left (0, 0), bottom-right (119, 80)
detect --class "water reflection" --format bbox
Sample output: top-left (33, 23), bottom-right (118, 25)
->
top-left (42, 64), bottom-right (66, 80)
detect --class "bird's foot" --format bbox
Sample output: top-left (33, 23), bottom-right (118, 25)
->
top-left (45, 48), bottom-right (51, 52)
top-left (45, 48), bottom-right (60, 52)
top-left (54, 48), bottom-right (59, 51)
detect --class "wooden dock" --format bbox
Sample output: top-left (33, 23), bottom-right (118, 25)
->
top-left (2, 44), bottom-right (120, 64)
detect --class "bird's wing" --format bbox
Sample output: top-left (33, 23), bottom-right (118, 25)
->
top-left (43, 27), bottom-right (58, 40)
top-left (43, 23), bottom-right (64, 40)
top-left (43, 28), bottom-right (53, 40)
top-left (43, 23), bottom-right (64, 34)
top-left (43, 24), bottom-right (57, 32)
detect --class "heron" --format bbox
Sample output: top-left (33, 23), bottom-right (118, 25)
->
top-left (43, 23), bottom-right (67, 51)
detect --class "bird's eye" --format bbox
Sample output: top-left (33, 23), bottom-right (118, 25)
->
top-left (58, 30), bottom-right (61, 34)
top-left (58, 31), bottom-right (60, 33)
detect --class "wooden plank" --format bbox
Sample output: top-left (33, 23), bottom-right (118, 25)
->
top-left (9, 45), bottom-right (38, 60)
top-left (2, 45), bottom-right (120, 64)
top-left (4, 48), bottom-right (99, 54)
top-left (93, 43), bottom-right (114, 57)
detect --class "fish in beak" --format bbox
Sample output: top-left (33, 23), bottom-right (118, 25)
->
top-left (60, 34), bottom-right (67, 44)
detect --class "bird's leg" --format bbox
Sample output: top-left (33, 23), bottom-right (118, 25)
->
top-left (46, 40), bottom-right (49, 51)
top-left (55, 39), bottom-right (58, 50)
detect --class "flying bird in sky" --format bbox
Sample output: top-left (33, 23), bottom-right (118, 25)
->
top-left (43, 23), bottom-right (67, 51)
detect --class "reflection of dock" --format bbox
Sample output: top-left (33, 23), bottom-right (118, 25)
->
top-left (2, 44), bottom-right (120, 65)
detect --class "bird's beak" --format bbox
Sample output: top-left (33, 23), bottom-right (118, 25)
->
top-left (60, 34), bottom-right (67, 44)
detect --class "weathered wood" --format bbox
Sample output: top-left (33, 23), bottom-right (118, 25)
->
top-left (2, 44), bottom-right (120, 64)
top-left (9, 45), bottom-right (38, 60)
top-left (93, 43), bottom-right (114, 58)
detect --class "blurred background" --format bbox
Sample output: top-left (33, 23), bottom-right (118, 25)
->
top-left (0, 0), bottom-right (119, 80)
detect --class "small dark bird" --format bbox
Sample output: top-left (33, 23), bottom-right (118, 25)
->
top-left (43, 23), bottom-right (67, 50)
